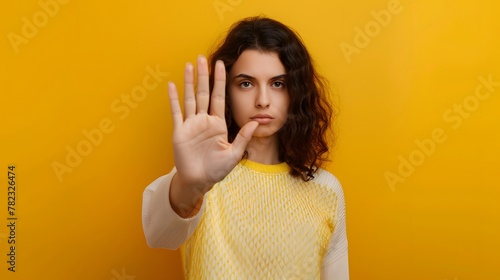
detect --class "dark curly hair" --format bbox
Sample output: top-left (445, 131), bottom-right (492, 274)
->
top-left (208, 16), bottom-right (334, 181)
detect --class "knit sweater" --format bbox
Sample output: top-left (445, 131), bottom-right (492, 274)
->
top-left (142, 160), bottom-right (349, 279)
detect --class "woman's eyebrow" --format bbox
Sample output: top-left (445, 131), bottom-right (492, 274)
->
top-left (232, 73), bottom-right (287, 80)
top-left (270, 74), bottom-right (286, 80)
top-left (233, 73), bottom-right (254, 80)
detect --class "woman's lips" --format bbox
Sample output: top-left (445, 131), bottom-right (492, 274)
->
top-left (251, 114), bottom-right (274, 124)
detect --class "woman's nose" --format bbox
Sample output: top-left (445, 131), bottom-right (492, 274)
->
top-left (255, 87), bottom-right (270, 108)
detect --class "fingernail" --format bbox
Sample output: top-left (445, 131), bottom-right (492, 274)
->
top-left (198, 55), bottom-right (206, 64)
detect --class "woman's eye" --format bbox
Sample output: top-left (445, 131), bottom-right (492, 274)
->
top-left (240, 81), bottom-right (252, 88)
top-left (272, 81), bottom-right (285, 88)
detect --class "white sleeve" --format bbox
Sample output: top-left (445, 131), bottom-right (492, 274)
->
top-left (321, 180), bottom-right (349, 279)
top-left (141, 168), bottom-right (205, 249)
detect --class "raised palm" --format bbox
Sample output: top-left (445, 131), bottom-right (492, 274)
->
top-left (168, 56), bottom-right (258, 195)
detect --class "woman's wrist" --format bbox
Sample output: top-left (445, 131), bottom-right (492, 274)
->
top-left (169, 173), bottom-right (207, 218)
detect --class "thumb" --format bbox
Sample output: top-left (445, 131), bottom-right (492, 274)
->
top-left (231, 121), bottom-right (259, 156)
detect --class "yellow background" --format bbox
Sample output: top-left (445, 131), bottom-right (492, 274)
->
top-left (1, 0), bottom-right (499, 279)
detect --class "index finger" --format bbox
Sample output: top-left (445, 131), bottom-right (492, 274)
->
top-left (209, 60), bottom-right (226, 118)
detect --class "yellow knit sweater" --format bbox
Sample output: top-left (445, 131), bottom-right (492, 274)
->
top-left (180, 160), bottom-right (340, 279)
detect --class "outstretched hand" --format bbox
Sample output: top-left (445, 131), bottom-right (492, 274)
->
top-left (168, 55), bottom-right (258, 196)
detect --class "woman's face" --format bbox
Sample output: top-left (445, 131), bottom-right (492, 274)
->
top-left (228, 50), bottom-right (290, 139)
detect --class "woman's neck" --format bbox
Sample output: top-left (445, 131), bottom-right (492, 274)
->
top-left (246, 135), bottom-right (281, 164)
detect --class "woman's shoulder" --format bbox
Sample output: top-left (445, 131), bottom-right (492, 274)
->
top-left (306, 168), bottom-right (346, 218)
top-left (312, 168), bottom-right (345, 196)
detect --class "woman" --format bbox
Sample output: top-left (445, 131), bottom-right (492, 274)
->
top-left (142, 16), bottom-right (349, 279)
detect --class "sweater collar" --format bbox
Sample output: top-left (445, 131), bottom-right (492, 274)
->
top-left (239, 159), bottom-right (290, 173)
